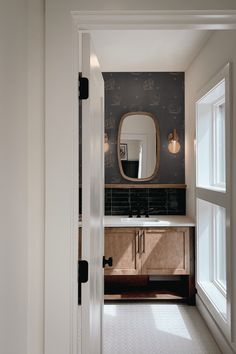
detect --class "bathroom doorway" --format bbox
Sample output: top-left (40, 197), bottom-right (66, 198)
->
top-left (44, 8), bottom-right (236, 354)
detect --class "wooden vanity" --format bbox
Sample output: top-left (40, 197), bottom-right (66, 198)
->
top-left (104, 227), bottom-right (191, 276)
top-left (103, 217), bottom-right (195, 304)
top-left (79, 216), bottom-right (195, 303)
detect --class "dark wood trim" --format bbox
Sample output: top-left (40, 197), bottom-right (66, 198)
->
top-left (105, 183), bottom-right (187, 189)
top-left (187, 227), bottom-right (196, 305)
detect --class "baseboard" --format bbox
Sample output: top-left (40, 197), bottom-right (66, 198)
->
top-left (196, 295), bottom-right (235, 354)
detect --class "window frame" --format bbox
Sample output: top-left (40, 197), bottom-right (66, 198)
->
top-left (195, 63), bottom-right (231, 340)
top-left (212, 96), bottom-right (226, 190)
top-left (212, 205), bottom-right (226, 296)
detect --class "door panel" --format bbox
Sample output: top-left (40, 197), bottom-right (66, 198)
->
top-left (141, 228), bottom-right (190, 275)
top-left (81, 33), bottom-right (104, 354)
top-left (104, 228), bottom-right (141, 275)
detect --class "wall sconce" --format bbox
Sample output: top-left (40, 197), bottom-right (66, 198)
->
top-left (168, 129), bottom-right (181, 154)
top-left (104, 133), bottom-right (109, 153)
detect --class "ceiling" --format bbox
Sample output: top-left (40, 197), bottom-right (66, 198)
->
top-left (90, 30), bottom-right (213, 72)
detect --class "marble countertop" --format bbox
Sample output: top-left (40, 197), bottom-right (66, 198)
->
top-left (79, 215), bottom-right (195, 227)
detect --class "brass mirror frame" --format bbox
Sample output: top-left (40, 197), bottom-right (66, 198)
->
top-left (117, 112), bottom-right (160, 182)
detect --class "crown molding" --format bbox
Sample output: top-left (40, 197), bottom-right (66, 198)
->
top-left (72, 10), bottom-right (236, 30)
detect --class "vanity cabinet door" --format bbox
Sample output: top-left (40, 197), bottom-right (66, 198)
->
top-left (104, 228), bottom-right (141, 275)
top-left (141, 228), bottom-right (190, 275)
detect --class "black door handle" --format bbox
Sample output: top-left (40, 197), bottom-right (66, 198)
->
top-left (78, 260), bottom-right (89, 283)
top-left (103, 256), bottom-right (113, 268)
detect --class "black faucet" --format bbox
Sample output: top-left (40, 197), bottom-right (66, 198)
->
top-left (144, 208), bottom-right (154, 218)
top-left (128, 206), bottom-right (153, 218)
top-left (129, 191), bottom-right (151, 218)
top-left (135, 202), bottom-right (142, 218)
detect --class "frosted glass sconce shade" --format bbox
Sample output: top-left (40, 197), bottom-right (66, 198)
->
top-left (104, 133), bottom-right (109, 153)
top-left (168, 129), bottom-right (181, 154)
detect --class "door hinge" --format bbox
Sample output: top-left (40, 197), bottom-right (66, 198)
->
top-left (79, 76), bottom-right (89, 100)
top-left (78, 260), bottom-right (89, 283)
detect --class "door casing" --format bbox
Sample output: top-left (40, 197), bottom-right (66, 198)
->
top-left (45, 8), bottom-right (236, 354)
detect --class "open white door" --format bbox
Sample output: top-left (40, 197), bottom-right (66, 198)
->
top-left (80, 33), bottom-right (104, 354)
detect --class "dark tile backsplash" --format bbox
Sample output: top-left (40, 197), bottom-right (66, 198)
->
top-left (79, 187), bottom-right (185, 215)
top-left (105, 188), bottom-right (186, 216)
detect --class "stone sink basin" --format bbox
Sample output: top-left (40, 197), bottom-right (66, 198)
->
top-left (120, 217), bottom-right (160, 223)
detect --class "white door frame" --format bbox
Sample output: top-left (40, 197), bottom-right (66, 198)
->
top-left (45, 8), bottom-right (236, 354)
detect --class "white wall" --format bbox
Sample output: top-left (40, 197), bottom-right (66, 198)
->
top-left (185, 30), bottom-right (236, 352)
top-left (27, 0), bottom-right (45, 353)
top-left (0, 1), bottom-right (28, 353)
top-left (0, 1), bottom-right (45, 354)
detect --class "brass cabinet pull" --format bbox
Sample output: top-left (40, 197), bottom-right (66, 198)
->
top-left (137, 229), bottom-right (146, 254)
top-left (136, 230), bottom-right (140, 254)
top-left (139, 230), bottom-right (142, 254)
top-left (142, 230), bottom-right (145, 253)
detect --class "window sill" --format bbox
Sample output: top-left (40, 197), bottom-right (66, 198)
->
top-left (198, 281), bottom-right (227, 320)
top-left (196, 185), bottom-right (226, 193)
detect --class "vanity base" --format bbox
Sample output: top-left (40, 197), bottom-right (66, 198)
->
top-left (104, 275), bottom-right (196, 305)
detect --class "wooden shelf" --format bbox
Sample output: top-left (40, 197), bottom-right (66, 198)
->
top-left (104, 275), bottom-right (195, 304)
top-left (105, 183), bottom-right (186, 189)
top-left (104, 292), bottom-right (187, 302)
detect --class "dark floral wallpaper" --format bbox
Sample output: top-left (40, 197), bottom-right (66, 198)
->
top-left (103, 72), bottom-right (185, 184)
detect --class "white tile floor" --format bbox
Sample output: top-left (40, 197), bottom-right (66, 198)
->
top-left (104, 303), bottom-right (222, 354)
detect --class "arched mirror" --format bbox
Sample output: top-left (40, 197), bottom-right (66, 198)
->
top-left (118, 112), bottom-right (160, 181)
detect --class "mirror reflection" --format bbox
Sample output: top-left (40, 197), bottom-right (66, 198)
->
top-left (118, 112), bottom-right (159, 181)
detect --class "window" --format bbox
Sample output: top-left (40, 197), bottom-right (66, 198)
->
top-left (196, 79), bottom-right (226, 192)
top-left (197, 201), bottom-right (227, 296)
top-left (197, 200), bottom-right (227, 318)
top-left (196, 63), bottom-right (231, 339)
